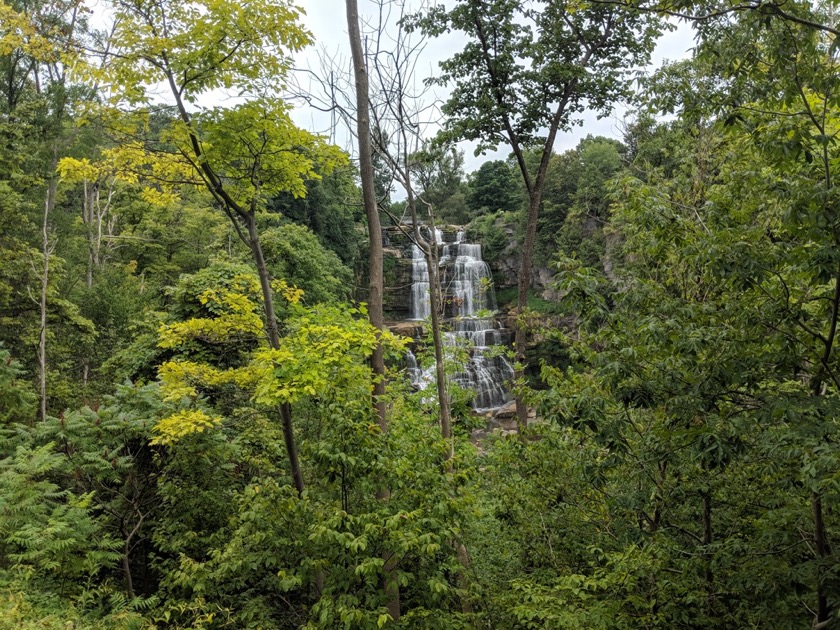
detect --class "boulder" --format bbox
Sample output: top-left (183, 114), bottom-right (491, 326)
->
top-left (388, 321), bottom-right (424, 339)
top-left (493, 400), bottom-right (517, 420)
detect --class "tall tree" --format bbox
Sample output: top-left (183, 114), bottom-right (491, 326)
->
top-left (345, 0), bottom-right (399, 619)
top-left (640, 5), bottom-right (840, 620)
top-left (467, 159), bottom-right (521, 216)
top-left (0, 0), bottom-right (90, 420)
top-left (410, 0), bottom-right (664, 430)
top-left (98, 0), bottom-right (345, 494)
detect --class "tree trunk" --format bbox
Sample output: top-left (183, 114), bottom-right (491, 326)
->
top-left (508, 95), bottom-right (575, 434)
top-left (702, 488), bottom-right (714, 612)
top-left (425, 232), bottom-right (453, 461)
top-left (83, 179), bottom-right (94, 288)
top-left (345, 0), bottom-right (398, 619)
top-left (162, 60), bottom-right (307, 499)
top-left (346, 0), bottom-right (388, 433)
top-left (808, 259), bottom-right (838, 627)
top-left (122, 546), bottom-right (134, 599)
top-left (812, 491), bottom-right (831, 625)
top-left (38, 167), bottom-right (57, 423)
top-left (245, 213), bottom-right (304, 496)
top-left (408, 201), bottom-right (453, 462)
top-left (513, 192), bottom-right (540, 433)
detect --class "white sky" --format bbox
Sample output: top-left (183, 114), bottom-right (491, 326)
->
top-left (291, 2), bottom-right (696, 173)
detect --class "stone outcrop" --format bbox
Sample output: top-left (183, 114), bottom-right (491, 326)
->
top-left (382, 252), bottom-right (413, 320)
top-left (387, 321), bottom-right (424, 339)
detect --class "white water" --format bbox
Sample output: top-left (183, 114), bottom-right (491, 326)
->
top-left (410, 244), bottom-right (431, 320)
top-left (406, 228), bottom-right (513, 411)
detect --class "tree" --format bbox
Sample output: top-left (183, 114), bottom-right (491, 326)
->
top-left (344, 0), bottom-right (402, 618)
top-left (648, 8), bottom-right (840, 621)
top-left (97, 0), bottom-right (346, 495)
top-left (537, 135), bottom-right (625, 266)
top-left (268, 168), bottom-right (365, 267)
top-left (412, 143), bottom-right (472, 225)
top-left (410, 0), bottom-right (664, 430)
top-left (0, 0), bottom-right (92, 420)
top-left (260, 223), bottom-right (353, 305)
top-left (467, 159), bottom-right (522, 217)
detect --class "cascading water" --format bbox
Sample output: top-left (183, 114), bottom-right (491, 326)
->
top-left (410, 244), bottom-right (430, 320)
top-left (407, 228), bottom-right (514, 411)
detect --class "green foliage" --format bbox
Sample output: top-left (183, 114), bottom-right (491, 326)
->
top-left (260, 223), bottom-right (353, 305)
top-left (409, 0), bottom-right (664, 153)
top-left (97, 0), bottom-right (347, 221)
top-left (142, 275), bottom-right (476, 627)
top-left (0, 348), bottom-right (36, 427)
top-left (466, 210), bottom-right (514, 265)
top-left (527, 62), bottom-right (840, 622)
top-left (108, 190), bottom-right (233, 287)
top-left (538, 135), bottom-right (624, 266)
top-left (467, 160), bottom-right (522, 217)
top-left (412, 143), bottom-right (473, 225)
top-left (269, 167), bottom-right (365, 266)
top-left (0, 441), bottom-right (122, 587)
top-left (7, 0), bottom-right (840, 627)
top-left (495, 287), bottom-right (562, 315)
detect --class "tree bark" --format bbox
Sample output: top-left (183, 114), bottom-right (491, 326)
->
top-left (346, 0), bottom-right (398, 619)
top-left (512, 195), bottom-right (539, 433)
top-left (406, 200), bottom-right (453, 463)
top-left (511, 93), bottom-right (576, 433)
top-left (812, 491), bottom-right (830, 625)
top-left (38, 165), bottom-right (58, 423)
top-left (702, 488), bottom-right (714, 612)
top-left (425, 230), bottom-right (453, 461)
top-left (161, 59), bottom-right (306, 498)
top-left (346, 0), bottom-right (388, 433)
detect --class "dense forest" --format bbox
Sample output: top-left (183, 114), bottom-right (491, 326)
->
top-left (1, 0), bottom-right (839, 627)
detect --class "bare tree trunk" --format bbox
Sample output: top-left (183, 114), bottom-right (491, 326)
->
top-left (345, 0), bottom-right (398, 619)
top-left (702, 487), bottom-right (714, 613)
top-left (413, 210), bottom-right (453, 461)
top-left (82, 179), bottom-right (95, 388)
top-left (346, 0), bottom-right (387, 431)
top-left (427, 246), bottom-right (451, 454)
top-left (279, 402), bottom-right (304, 497)
top-left (122, 510), bottom-right (144, 599)
top-left (808, 259), bottom-right (839, 627)
top-left (122, 549), bottom-right (134, 599)
top-left (160, 58), bottom-right (308, 500)
top-left (38, 166), bottom-right (58, 423)
top-left (511, 102), bottom-right (569, 432)
top-left (84, 179), bottom-right (94, 288)
top-left (246, 213), bottom-right (282, 349)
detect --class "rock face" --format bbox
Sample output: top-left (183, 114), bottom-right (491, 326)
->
top-left (480, 226), bottom-right (557, 301)
top-left (493, 400), bottom-right (517, 420)
top-left (382, 228), bottom-right (417, 320)
top-left (492, 252), bottom-right (557, 300)
top-left (383, 253), bottom-right (413, 320)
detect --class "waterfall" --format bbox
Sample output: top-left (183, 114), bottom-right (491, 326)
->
top-left (410, 244), bottom-right (431, 320)
top-left (405, 228), bottom-right (513, 411)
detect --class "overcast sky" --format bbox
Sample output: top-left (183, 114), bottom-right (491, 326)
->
top-left (291, 2), bottom-right (696, 173)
